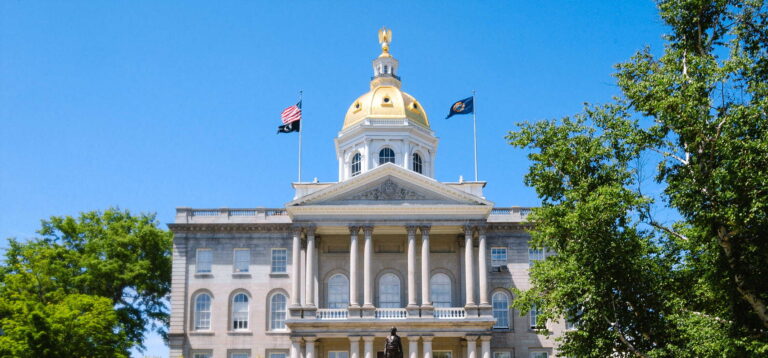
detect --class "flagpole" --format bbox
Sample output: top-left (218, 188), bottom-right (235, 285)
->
top-left (298, 90), bottom-right (303, 183)
top-left (472, 90), bottom-right (478, 181)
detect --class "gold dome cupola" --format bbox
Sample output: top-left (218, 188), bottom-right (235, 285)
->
top-left (335, 28), bottom-right (438, 182)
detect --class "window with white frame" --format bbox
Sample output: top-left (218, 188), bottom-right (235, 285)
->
top-left (529, 352), bottom-right (548, 358)
top-left (231, 352), bottom-right (250, 358)
top-left (433, 351), bottom-right (452, 358)
top-left (351, 153), bottom-right (362, 177)
top-left (269, 352), bottom-right (288, 358)
top-left (270, 293), bottom-right (287, 330)
top-left (412, 153), bottom-right (423, 174)
top-left (491, 247), bottom-right (507, 268)
top-left (329, 351), bottom-right (349, 358)
top-left (327, 274), bottom-right (349, 309)
top-left (492, 291), bottom-right (510, 329)
top-left (528, 248), bottom-right (545, 267)
top-left (379, 148), bottom-right (395, 165)
top-left (530, 305), bottom-right (541, 329)
top-left (194, 293), bottom-right (212, 330)
top-left (193, 352), bottom-right (212, 358)
top-left (493, 352), bottom-right (511, 358)
top-left (566, 307), bottom-right (582, 330)
top-left (378, 273), bottom-right (401, 308)
top-left (231, 293), bottom-right (249, 330)
top-left (196, 249), bottom-right (212, 273)
top-left (430, 273), bottom-right (451, 308)
top-left (233, 249), bottom-right (249, 273)
top-left (271, 248), bottom-right (287, 273)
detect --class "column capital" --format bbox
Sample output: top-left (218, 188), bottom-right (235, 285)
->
top-left (419, 225), bottom-right (431, 235)
top-left (405, 225), bottom-right (419, 235)
top-left (362, 336), bottom-right (375, 342)
top-left (304, 337), bottom-right (318, 343)
top-left (462, 224), bottom-right (475, 236)
top-left (349, 336), bottom-right (362, 342)
top-left (465, 335), bottom-right (479, 342)
top-left (479, 336), bottom-right (492, 342)
top-left (476, 224), bottom-right (487, 236)
top-left (292, 226), bottom-right (304, 236)
top-left (305, 225), bottom-right (317, 236)
top-left (291, 337), bottom-right (304, 343)
top-left (349, 225), bottom-right (361, 235)
top-left (421, 336), bottom-right (434, 343)
top-left (362, 226), bottom-right (374, 236)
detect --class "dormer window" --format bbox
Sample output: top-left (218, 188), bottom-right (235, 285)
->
top-left (412, 153), bottom-right (423, 174)
top-left (379, 148), bottom-right (395, 165)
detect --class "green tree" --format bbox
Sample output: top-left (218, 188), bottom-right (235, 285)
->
top-left (0, 208), bottom-right (172, 357)
top-left (507, 0), bottom-right (768, 357)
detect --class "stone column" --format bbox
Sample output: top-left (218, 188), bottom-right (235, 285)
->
top-left (422, 336), bottom-right (433, 358)
top-left (304, 227), bottom-right (317, 317)
top-left (406, 225), bottom-right (419, 316)
top-left (480, 336), bottom-right (491, 358)
top-left (291, 227), bottom-right (302, 307)
top-left (305, 337), bottom-right (316, 358)
top-left (349, 336), bottom-right (361, 358)
top-left (290, 337), bottom-right (303, 358)
top-left (362, 226), bottom-right (375, 316)
top-left (464, 225), bottom-right (476, 308)
top-left (408, 337), bottom-right (419, 358)
top-left (349, 226), bottom-right (361, 311)
top-left (466, 336), bottom-right (477, 358)
top-left (420, 226), bottom-right (433, 316)
top-left (363, 336), bottom-right (375, 358)
top-left (477, 226), bottom-right (491, 316)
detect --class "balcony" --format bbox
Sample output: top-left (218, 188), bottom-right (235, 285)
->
top-left (313, 307), bottom-right (468, 320)
top-left (316, 308), bottom-right (348, 320)
top-left (374, 308), bottom-right (407, 320)
top-left (434, 307), bottom-right (466, 319)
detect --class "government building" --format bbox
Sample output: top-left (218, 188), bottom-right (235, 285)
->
top-left (168, 29), bottom-right (565, 358)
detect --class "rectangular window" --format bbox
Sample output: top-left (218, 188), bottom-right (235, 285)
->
top-left (196, 249), bottom-right (212, 273)
top-left (491, 247), bottom-right (507, 268)
top-left (329, 351), bottom-right (349, 358)
top-left (528, 248), bottom-right (545, 267)
top-left (493, 352), bottom-right (510, 358)
top-left (193, 353), bottom-right (212, 358)
top-left (231, 353), bottom-right (250, 358)
top-left (530, 352), bottom-right (548, 358)
top-left (433, 352), bottom-right (452, 358)
top-left (530, 305), bottom-right (540, 329)
top-left (271, 248), bottom-right (287, 273)
top-left (270, 352), bottom-right (288, 358)
top-left (233, 249), bottom-right (250, 273)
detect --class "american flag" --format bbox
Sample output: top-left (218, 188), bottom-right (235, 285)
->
top-left (281, 101), bottom-right (302, 124)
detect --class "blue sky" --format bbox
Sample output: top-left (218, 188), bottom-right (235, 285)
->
top-left (0, 1), bottom-right (667, 356)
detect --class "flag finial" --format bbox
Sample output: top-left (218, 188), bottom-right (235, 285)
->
top-left (378, 27), bottom-right (392, 56)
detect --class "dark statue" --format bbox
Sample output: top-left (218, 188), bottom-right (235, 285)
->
top-left (384, 327), bottom-right (403, 358)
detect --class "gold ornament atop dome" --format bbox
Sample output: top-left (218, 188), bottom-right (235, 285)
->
top-left (378, 27), bottom-right (393, 57)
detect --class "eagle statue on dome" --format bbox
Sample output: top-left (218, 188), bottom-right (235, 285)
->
top-left (378, 27), bottom-right (392, 53)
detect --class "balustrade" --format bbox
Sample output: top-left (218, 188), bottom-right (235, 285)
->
top-left (433, 307), bottom-right (466, 319)
top-left (374, 308), bottom-right (407, 319)
top-left (316, 308), bottom-right (349, 320)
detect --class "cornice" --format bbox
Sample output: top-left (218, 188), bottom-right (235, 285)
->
top-left (486, 223), bottom-right (535, 232)
top-left (168, 223), bottom-right (293, 234)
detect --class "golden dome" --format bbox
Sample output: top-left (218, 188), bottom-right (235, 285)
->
top-left (342, 85), bottom-right (430, 130)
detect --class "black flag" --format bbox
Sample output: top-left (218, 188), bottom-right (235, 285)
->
top-left (277, 120), bottom-right (300, 134)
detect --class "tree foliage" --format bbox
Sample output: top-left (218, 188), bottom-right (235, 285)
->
top-left (0, 208), bottom-right (172, 357)
top-left (507, 1), bottom-right (768, 357)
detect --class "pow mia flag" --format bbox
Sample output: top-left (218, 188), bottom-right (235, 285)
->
top-left (277, 120), bottom-right (300, 134)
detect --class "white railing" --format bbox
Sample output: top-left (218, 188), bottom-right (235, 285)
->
top-left (433, 307), bottom-right (466, 319)
top-left (489, 207), bottom-right (534, 221)
top-left (176, 207), bottom-right (291, 224)
top-left (316, 308), bottom-right (348, 320)
top-left (375, 308), bottom-right (407, 320)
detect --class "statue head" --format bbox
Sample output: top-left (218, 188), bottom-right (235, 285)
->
top-left (390, 327), bottom-right (397, 335)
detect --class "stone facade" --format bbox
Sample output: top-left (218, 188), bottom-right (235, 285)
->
top-left (167, 28), bottom-right (564, 358)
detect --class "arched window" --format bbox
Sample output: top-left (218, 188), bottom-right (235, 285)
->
top-left (430, 273), bottom-right (451, 307)
top-left (327, 274), bottom-right (349, 309)
top-left (231, 293), bottom-right (249, 330)
top-left (378, 273), bottom-right (401, 308)
top-left (412, 153), bottom-right (423, 174)
top-left (351, 153), bottom-right (362, 177)
top-left (492, 292), bottom-right (510, 329)
top-left (194, 293), bottom-right (212, 330)
top-left (379, 148), bottom-right (395, 165)
top-left (270, 293), bottom-right (287, 330)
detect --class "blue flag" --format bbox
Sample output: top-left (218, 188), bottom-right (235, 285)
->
top-left (446, 96), bottom-right (474, 119)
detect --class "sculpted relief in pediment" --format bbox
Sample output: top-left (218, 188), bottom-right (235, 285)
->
top-left (349, 179), bottom-right (427, 200)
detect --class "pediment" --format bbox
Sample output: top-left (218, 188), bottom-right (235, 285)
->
top-left (288, 163), bottom-right (491, 207)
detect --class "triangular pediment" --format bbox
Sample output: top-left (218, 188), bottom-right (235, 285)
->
top-left (288, 163), bottom-right (491, 207)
